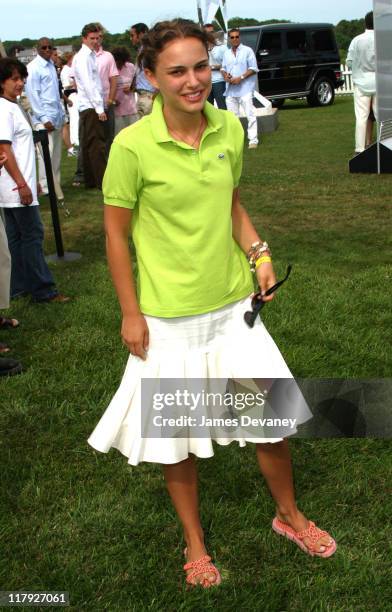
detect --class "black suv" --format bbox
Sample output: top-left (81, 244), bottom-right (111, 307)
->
top-left (239, 23), bottom-right (344, 107)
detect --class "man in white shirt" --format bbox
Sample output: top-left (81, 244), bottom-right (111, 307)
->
top-left (25, 38), bottom-right (65, 200)
top-left (204, 24), bottom-right (227, 110)
top-left (221, 28), bottom-right (258, 148)
top-left (72, 23), bottom-right (107, 189)
top-left (94, 24), bottom-right (118, 158)
top-left (347, 11), bottom-right (377, 153)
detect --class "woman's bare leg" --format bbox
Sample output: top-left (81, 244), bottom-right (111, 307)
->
top-left (163, 455), bottom-right (217, 585)
top-left (256, 440), bottom-right (333, 552)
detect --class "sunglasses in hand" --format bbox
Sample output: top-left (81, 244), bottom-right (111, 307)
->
top-left (244, 265), bottom-right (292, 328)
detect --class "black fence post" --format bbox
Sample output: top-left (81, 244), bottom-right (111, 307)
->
top-left (33, 129), bottom-right (81, 262)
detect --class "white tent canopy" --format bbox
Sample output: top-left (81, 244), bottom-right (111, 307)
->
top-left (197, 0), bottom-right (228, 31)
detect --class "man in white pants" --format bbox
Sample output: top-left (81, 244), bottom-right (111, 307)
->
top-left (25, 38), bottom-right (65, 200)
top-left (347, 11), bottom-right (377, 154)
top-left (221, 28), bottom-right (258, 149)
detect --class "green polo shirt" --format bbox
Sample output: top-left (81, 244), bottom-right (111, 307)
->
top-left (103, 94), bottom-right (253, 318)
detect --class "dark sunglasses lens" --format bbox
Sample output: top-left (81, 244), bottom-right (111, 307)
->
top-left (251, 293), bottom-right (262, 308)
top-left (230, 36), bottom-right (239, 39)
top-left (41, 45), bottom-right (52, 50)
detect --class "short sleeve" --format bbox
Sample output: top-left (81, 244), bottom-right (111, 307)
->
top-left (108, 53), bottom-right (119, 78)
top-left (0, 104), bottom-right (13, 143)
top-left (103, 141), bottom-right (142, 209)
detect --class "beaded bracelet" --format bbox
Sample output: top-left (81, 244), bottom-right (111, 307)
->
top-left (247, 241), bottom-right (271, 262)
top-left (247, 241), bottom-right (271, 272)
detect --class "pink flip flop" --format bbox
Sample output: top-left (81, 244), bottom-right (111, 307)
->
top-left (183, 548), bottom-right (222, 587)
top-left (272, 516), bottom-right (337, 558)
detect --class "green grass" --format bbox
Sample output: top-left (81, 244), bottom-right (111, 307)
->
top-left (1, 97), bottom-right (391, 611)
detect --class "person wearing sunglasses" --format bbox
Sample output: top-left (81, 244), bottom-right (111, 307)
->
top-left (221, 28), bottom-right (259, 149)
top-left (25, 37), bottom-right (65, 202)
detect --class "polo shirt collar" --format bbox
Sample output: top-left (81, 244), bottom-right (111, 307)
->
top-left (150, 93), bottom-right (223, 145)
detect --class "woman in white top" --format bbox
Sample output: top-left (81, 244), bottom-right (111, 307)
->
top-left (0, 58), bottom-right (67, 303)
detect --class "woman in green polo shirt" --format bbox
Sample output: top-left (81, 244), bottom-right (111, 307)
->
top-left (88, 19), bottom-right (336, 587)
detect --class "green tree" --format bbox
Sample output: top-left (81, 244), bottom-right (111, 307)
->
top-left (227, 17), bottom-right (291, 28)
top-left (335, 19), bottom-right (364, 51)
top-left (3, 18), bottom-right (365, 57)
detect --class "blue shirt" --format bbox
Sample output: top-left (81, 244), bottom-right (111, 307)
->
top-left (135, 47), bottom-right (157, 93)
top-left (222, 44), bottom-right (258, 98)
top-left (25, 55), bottom-right (65, 128)
top-left (209, 44), bottom-right (226, 84)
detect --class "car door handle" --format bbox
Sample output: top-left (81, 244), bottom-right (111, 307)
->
top-left (289, 65), bottom-right (306, 69)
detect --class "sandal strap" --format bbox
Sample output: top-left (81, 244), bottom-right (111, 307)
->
top-left (186, 566), bottom-right (219, 582)
top-left (183, 554), bottom-right (211, 571)
top-left (184, 554), bottom-right (220, 584)
top-left (296, 521), bottom-right (330, 549)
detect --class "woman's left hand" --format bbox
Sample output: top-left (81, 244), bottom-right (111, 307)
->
top-left (255, 262), bottom-right (277, 302)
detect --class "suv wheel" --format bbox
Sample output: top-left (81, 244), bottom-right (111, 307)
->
top-left (307, 77), bottom-right (335, 107)
top-left (272, 98), bottom-right (285, 108)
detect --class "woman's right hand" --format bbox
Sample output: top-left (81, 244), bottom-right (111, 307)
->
top-left (19, 184), bottom-right (33, 206)
top-left (121, 313), bottom-right (149, 360)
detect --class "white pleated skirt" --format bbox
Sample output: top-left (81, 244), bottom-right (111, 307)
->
top-left (88, 296), bottom-right (306, 465)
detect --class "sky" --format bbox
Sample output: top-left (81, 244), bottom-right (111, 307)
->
top-left (1, 0), bottom-right (373, 41)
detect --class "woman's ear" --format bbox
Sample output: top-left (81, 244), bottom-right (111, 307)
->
top-left (144, 68), bottom-right (159, 90)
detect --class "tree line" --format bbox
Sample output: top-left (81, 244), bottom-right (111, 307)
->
top-left (3, 17), bottom-right (365, 56)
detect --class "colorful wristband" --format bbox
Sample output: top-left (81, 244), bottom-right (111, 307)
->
top-left (255, 255), bottom-right (272, 269)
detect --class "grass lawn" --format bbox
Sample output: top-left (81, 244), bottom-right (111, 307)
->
top-left (1, 96), bottom-right (391, 611)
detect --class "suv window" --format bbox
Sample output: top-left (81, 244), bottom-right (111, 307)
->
top-left (311, 29), bottom-right (335, 52)
top-left (286, 30), bottom-right (309, 55)
top-left (239, 30), bottom-right (259, 51)
top-left (260, 31), bottom-right (283, 56)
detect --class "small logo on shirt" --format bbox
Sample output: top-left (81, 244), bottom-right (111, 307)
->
top-left (217, 153), bottom-right (225, 159)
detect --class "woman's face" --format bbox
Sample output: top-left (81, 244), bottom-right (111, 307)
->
top-left (145, 37), bottom-right (211, 115)
top-left (1, 70), bottom-right (25, 100)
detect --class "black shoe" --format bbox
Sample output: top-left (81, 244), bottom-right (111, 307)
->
top-left (0, 357), bottom-right (23, 377)
top-left (36, 293), bottom-right (71, 304)
top-left (43, 293), bottom-right (71, 304)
